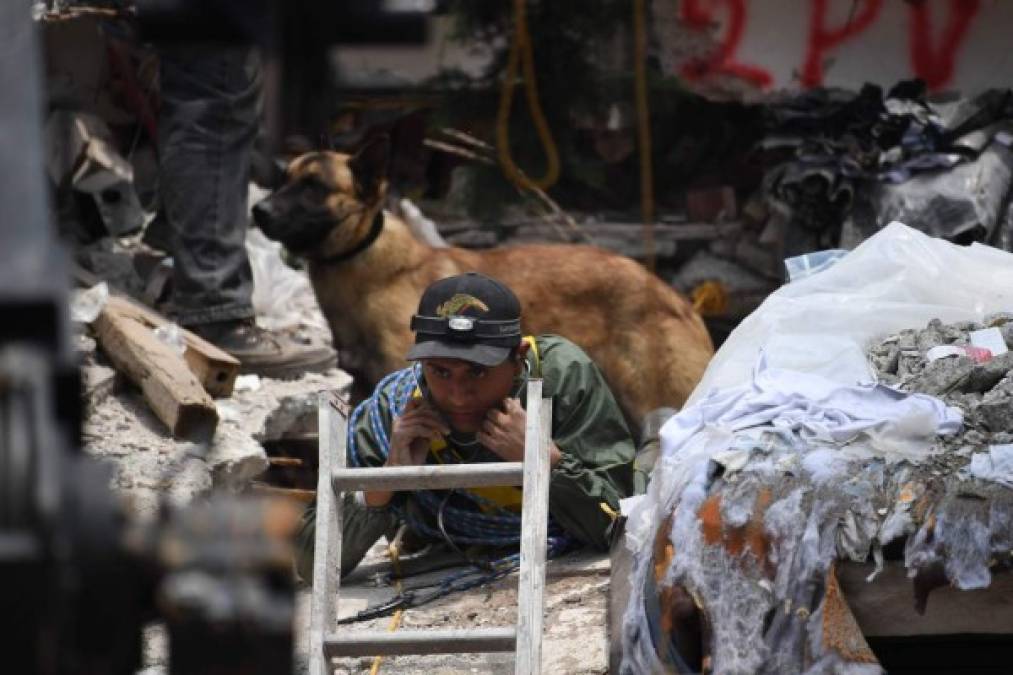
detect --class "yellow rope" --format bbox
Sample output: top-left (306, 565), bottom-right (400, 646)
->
top-left (691, 280), bottom-right (729, 317)
top-left (633, 0), bottom-right (656, 274)
top-left (368, 526), bottom-right (407, 675)
top-left (599, 501), bottom-right (621, 522)
top-left (496, 0), bottom-right (561, 192)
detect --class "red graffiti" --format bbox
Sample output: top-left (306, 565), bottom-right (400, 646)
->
top-left (678, 0), bottom-right (984, 92)
top-left (801, 0), bottom-right (884, 88)
top-left (908, 0), bottom-right (981, 90)
top-left (679, 0), bottom-right (773, 88)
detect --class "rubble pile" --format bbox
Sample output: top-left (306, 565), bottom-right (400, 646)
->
top-left (868, 314), bottom-right (1013, 459)
top-left (620, 316), bottom-right (1013, 674)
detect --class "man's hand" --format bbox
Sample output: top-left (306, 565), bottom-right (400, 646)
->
top-left (478, 398), bottom-right (562, 467)
top-left (366, 398), bottom-right (448, 508)
top-left (387, 397), bottom-right (448, 467)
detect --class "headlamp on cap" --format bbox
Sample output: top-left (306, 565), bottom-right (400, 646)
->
top-left (410, 313), bottom-right (520, 343)
top-left (448, 316), bottom-right (475, 333)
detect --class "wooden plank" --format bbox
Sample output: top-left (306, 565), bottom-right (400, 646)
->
top-left (515, 381), bottom-right (551, 675)
top-left (268, 456), bottom-right (305, 467)
top-left (73, 265), bottom-right (240, 397)
top-left (838, 562), bottom-right (1013, 637)
top-left (331, 462), bottom-right (524, 492)
top-left (250, 483), bottom-right (316, 503)
top-left (92, 297), bottom-right (218, 442)
top-left (102, 295), bottom-right (240, 398)
top-left (323, 628), bottom-right (517, 657)
top-left (309, 392), bottom-right (348, 675)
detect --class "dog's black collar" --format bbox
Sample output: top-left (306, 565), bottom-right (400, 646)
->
top-left (315, 210), bottom-right (384, 265)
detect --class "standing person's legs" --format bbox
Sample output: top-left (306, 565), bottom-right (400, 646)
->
top-left (156, 44), bottom-right (335, 377)
top-left (158, 44), bottom-right (259, 326)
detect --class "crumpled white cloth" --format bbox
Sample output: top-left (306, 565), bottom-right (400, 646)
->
top-left (967, 444), bottom-right (1013, 489)
top-left (623, 354), bottom-right (964, 554)
top-left (661, 354), bottom-right (963, 462)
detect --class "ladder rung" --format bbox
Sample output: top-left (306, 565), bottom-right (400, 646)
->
top-left (323, 627), bottom-right (517, 657)
top-left (332, 462), bottom-right (524, 492)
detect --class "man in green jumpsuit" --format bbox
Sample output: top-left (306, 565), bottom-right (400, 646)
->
top-left (296, 272), bottom-right (635, 581)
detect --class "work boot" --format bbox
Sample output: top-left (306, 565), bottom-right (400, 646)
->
top-left (190, 318), bottom-right (336, 379)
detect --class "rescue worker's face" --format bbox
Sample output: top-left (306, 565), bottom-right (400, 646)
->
top-left (420, 350), bottom-right (526, 433)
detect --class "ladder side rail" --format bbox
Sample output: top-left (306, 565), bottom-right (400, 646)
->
top-left (515, 382), bottom-right (552, 675)
top-left (309, 392), bottom-right (348, 675)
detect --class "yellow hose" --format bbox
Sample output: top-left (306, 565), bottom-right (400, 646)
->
top-left (496, 0), bottom-right (561, 192)
top-left (368, 527), bottom-right (407, 675)
top-left (691, 280), bottom-right (729, 317)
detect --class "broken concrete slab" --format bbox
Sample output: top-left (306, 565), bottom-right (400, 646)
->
top-left (166, 455), bottom-right (213, 507)
top-left (45, 110), bottom-right (146, 236)
top-left (963, 352), bottom-right (1013, 394)
top-left (258, 392), bottom-right (320, 442)
top-left (916, 319), bottom-right (947, 352)
top-left (868, 343), bottom-right (900, 376)
top-left (979, 398), bottom-right (1013, 433)
top-left (906, 355), bottom-right (975, 396)
top-left (897, 329), bottom-right (917, 351)
top-left (206, 425), bottom-right (270, 491)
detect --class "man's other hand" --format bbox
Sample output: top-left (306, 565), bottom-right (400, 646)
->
top-left (479, 398), bottom-right (564, 466)
top-left (478, 397), bottom-right (527, 462)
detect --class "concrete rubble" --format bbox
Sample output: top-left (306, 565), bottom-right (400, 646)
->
top-left (619, 311), bottom-right (1013, 674)
top-left (82, 350), bottom-right (350, 516)
top-left (76, 244), bottom-right (346, 672)
top-left (867, 315), bottom-right (1013, 463)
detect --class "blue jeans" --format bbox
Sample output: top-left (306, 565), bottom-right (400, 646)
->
top-left (157, 45), bottom-right (261, 326)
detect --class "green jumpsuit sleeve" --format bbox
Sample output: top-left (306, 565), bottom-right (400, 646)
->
top-left (537, 336), bottom-right (636, 549)
top-left (347, 379), bottom-right (396, 469)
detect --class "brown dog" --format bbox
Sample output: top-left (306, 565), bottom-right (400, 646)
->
top-left (253, 138), bottom-right (714, 432)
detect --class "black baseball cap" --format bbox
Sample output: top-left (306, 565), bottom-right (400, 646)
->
top-left (406, 272), bottom-right (522, 366)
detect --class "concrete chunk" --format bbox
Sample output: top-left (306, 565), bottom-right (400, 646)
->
top-left (206, 426), bottom-right (269, 490)
top-left (963, 352), bottom-right (1013, 394)
top-left (258, 392), bottom-right (319, 441)
top-left (979, 398), bottom-right (1013, 432)
top-left (906, 355), bottom-right (975, 395)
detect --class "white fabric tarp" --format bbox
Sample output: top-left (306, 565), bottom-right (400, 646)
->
top-left (688, 221), bottom-right (1013, 406)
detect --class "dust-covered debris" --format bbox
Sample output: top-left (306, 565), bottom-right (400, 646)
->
top-left (84, 367), bottom-right (351, 517)
top-left (258, 392), bottom-right (320, 442)
top-left (620, 314), bottom-right (1013, 674)
top-left (867, 316), bottom-right (1013, 475)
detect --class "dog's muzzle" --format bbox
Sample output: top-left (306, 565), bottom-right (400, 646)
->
top-left (251, 200), bottom-right (277, 232)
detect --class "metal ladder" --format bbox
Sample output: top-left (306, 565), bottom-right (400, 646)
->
top-left (309, 379), bottom-right (553, 675)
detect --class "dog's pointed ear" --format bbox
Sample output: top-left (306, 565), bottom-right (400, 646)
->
top-left (349, 135), bottom-right (390, 201)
